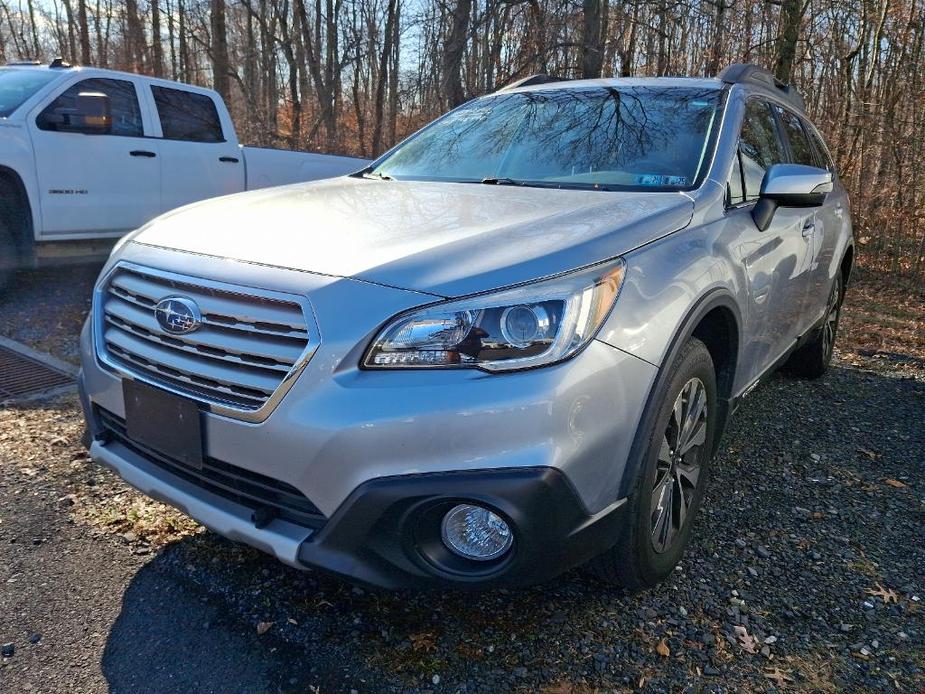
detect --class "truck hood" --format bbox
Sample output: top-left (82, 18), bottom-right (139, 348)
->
top-left (133, 177), bottom-right (694, 297)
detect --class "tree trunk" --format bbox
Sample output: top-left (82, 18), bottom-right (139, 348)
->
top-left (151, 0), bottom-right (164, 77)
top-left (580, 0), bottom-right (604, 79)
top-left (372, 0), bottom-right (398, 155)
top-left (77, 0), bottom-right (92, 64)
top-left (774, 0), bottom-right (803, 83)
top-left (441, 0), bottom-right (472, 108)
top-left (210, 0), bottom-right (231, 102)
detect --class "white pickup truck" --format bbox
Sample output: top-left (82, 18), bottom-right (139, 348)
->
top-left (0, 60), bottom-right (367, 282)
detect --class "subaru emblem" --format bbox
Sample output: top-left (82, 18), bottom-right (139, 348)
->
top-left (154, 296), bottom-right (202, 335)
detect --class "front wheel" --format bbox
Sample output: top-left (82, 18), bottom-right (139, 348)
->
top-left (588, 337), bottom-right (717, 589)
top-left (0, 215), bottom-right (16, 292)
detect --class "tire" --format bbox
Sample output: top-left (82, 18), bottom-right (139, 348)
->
top-left (0, 181), bottom-right (23, 292)
top-left (784, 272), bottom-right (843, 379)
top-left (0, 214), bottom-right (16, 292)
top-left (588, 337), bottom-right (718, 589)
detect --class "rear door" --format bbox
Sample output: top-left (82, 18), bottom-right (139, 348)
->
top-left (804, 119), bottom-right (846, 323)
top-left (727, 98), bottom-right (814, 385)
top-left (773, 105), bottom-right (831, 334)
top-left (28, 76), bottom-right (161, 236)
top-left (147, 85), bottom-right (245, 212)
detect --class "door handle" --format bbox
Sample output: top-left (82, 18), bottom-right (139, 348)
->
top-left (130, 150), bottom-right (156, 158)
top-left (801, 219), bottom-right (815, 237)
top-left (219, 156), bottom-right (240, 163)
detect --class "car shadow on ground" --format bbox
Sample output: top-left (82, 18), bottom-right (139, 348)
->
top-left (98, 363), bottom-right (924, 692)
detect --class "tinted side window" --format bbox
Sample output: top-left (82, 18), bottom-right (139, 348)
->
top-left (806, 125), bottom-right (836, 172)
top-left (37, 78), bottom-right (143, 136)
top-left (152, 86), bottom-right (224, 143)
top-left (776, 107), bottom-right (816, 166)
top-left (739, 100), bottom-right (785, 201)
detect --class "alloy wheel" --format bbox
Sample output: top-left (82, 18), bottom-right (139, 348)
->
top-left (651, 377), bottom-right (708, 554)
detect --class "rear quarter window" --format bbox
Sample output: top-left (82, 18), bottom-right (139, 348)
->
top-left (151, 86), bottom-right (224, 143)
top-left (776, 107), bottom-right (817, 167)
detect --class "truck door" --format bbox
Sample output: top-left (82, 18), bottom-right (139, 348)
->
top-left (147, 85), bottom-right (245, 212)
top-left (28, 76), bottom-right (161, 236)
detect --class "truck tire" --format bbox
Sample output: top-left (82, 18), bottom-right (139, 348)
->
top-left (0, 178), bottom-right (25, 292)
top-left (0, 214), bottom-right (16, 292)
top-left (587, 337), bottom-right (718, 590)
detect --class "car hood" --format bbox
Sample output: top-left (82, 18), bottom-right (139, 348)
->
top-left (133, 177), bottom-right (694, 297)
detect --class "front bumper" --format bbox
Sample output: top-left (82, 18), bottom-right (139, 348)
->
top-left (79, 248), bottom-right (656, 587)
top-left (85, 413), bottom-right (628, 588)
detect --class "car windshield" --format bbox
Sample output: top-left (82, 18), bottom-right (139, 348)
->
top-left (371, 86), bottom-right (724, 191)
top-left (0, 69), bottom-right (59, 117)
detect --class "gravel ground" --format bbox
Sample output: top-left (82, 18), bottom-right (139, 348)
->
top-left (0, 264), bottom-right (922, 692)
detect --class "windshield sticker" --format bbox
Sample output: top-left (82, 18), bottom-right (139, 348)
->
top-left (635, 174), bottom-right (688, 187)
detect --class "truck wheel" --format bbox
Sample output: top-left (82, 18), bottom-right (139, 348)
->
top-left (0, 215), bottom-right (16, 292)
top-left (588, 337), bottom-right (718, 590)
top-left (0, 180), bottom-right (24, 292)
top-left (784, 272), bottom-right (843, 379)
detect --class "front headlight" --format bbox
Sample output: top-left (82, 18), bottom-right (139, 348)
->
top-left (363, 258), bottom-right (626, 372)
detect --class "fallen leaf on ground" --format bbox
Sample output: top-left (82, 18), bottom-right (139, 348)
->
top-left (733, 625), bottom-right (758, 653)
top-left (764, 667), bottom-right (794, 685)
top-left (410, 631), bottom-right (437, 652)
top-left (857, 447), bottom-right (881, 460)
top-left (884, 478), bottom-right (908, 488)
top-left (866, 584), bottom-right (900, 604)
top-left (655, 638), bottom-right (670, 657)
top-left (256, 621), bottom-right (273, 635)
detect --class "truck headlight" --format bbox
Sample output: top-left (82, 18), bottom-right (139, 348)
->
top-left (363, 258), bottom-right (625, 372)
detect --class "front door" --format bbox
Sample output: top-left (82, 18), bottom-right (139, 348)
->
top-left (28, 76), bottom-right (161, 237)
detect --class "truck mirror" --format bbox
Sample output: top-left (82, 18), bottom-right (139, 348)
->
top-left (44, 91), bottom-right (112, 135)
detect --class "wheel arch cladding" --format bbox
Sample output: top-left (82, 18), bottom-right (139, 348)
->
top-left (840, 244), bottom-right (854, 296)
top-left (617, 289), bottom-right (741, 498)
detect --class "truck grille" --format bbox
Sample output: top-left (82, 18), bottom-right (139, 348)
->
top-left (97, 264), bottom-right (313, 414)
top-left (97, 408), bottom-right (325, 529)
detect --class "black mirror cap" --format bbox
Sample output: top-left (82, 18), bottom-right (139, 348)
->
top-left (751, 191), bottom-right (827, 231)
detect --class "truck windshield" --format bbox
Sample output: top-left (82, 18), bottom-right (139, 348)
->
top-left (371, 86), bottom-right (723, 191)
top-left (0, 69), bottom-right (59, 117)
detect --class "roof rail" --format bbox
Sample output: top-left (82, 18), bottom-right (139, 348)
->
top-left (49, 57), bottom-right (73, 69)
top-left (718, 63), bottom-right (805, 111)
top-left (6, 60), bottom-right (42, 66)
top-left (496, 74), bottom-right (569, 93)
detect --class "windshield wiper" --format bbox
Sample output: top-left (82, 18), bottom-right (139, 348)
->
top-left (480, 177), bottom-right (523, 186)
top-left (361, 170), bottom-right (395, 181)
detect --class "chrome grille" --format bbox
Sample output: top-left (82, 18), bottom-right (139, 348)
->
top-left (96, 264), bottom-right (314, 416)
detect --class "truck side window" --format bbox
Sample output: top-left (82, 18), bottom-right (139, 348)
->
top-left (37, 78), bottom-right (143, 137)
top-left (738, 100), bottom-right (785, 201)
top-left (776, 107), bottom-right (816, 166)
top-left (151, 86), bottom-right (224, 143)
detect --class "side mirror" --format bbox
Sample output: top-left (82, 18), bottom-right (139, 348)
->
top-left (44, 91), bottom-right (112, 134)
top-left (752, 163), bottom-right (833, 231)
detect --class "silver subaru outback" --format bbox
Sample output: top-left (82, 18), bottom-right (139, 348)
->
top-left (78, 63), bottom-right (853, 589)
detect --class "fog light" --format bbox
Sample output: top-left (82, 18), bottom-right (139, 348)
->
top-left (441, 504), bottom-right (513, 561)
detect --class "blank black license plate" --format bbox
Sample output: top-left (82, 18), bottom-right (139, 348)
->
top-left (123, 379), bottom-right (203, 469)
